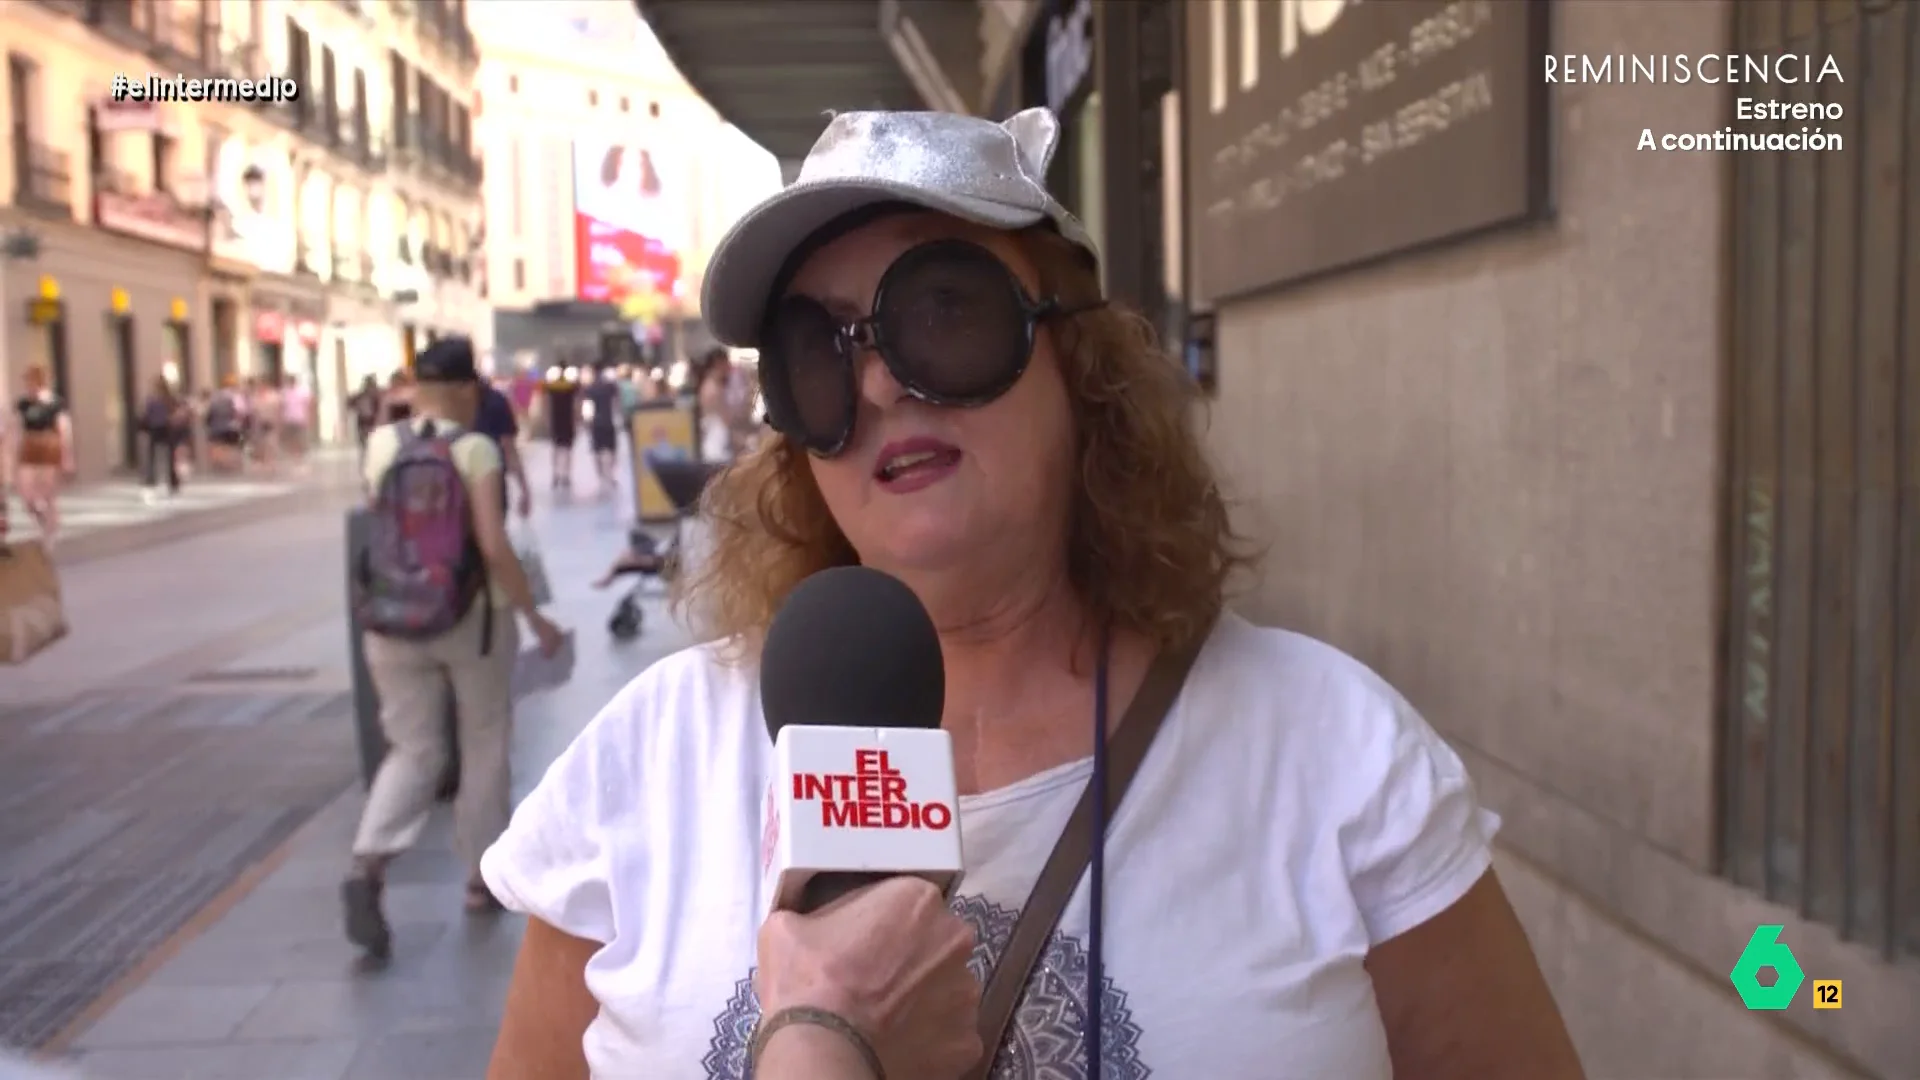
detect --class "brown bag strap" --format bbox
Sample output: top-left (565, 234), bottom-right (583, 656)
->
top-left (967, 627), bottom-right (1211, 1079)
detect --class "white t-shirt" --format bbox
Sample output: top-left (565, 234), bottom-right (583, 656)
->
top-left (480, 614), bottom-right (1500, 1080)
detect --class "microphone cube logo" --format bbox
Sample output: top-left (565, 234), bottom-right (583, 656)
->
top-left (793, 748), bottom-right (955, 831)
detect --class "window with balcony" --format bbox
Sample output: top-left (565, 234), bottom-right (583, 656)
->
top-left (619, 96), bottom-right (630, 113)
top-left (648, 101), bottom-right (660, 118)
top-left (352, 69), bottom-right (369, 154)
top-left (151, 131), bottom-right (174, 194)
top-left (508, 73), bottom-right (518, 93)
top-left (588, 89), bottom-right (598, 107)
top-left (389, 50), bottom-right (409, 150)
top-left (286, 20), bottom-right (312, 125)
top-left (320, 46), bottom-right (339, 143)
top-left (7, 52), bottom-right (69, 216)
top-left (86, 107), bottom-right (102, 183)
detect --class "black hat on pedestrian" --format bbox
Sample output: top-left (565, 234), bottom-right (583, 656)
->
top-left (416, 337), bottom-right (479, 383)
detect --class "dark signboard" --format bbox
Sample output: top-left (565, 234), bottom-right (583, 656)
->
top-left (1184, 0), bottom-right (1550, 304)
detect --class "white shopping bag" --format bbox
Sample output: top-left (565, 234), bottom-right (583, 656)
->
top-left (510, 525), bottom-right (552, 606)
top-left (512, 630), bottom-right (575, 699)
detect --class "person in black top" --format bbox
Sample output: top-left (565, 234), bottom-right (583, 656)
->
top-left (10, 365), bottom-right (72, 546)
top-left (348, 374), bottom-right (383, 452)
top-left (471, 367), bottom-right (532, 518)
top-left (582, 365), bottom-right (623, 498)
top-left (137, 375), bottom-right (184, 501)
top-left (541, 366), bottom-right (580, 491)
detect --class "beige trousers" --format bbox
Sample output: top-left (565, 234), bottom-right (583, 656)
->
top-left (354, 601), bottom-right (517, 869)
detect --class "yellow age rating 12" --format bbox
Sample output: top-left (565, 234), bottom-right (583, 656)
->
top-left (1730, 927), bottom-right (1844, 1012)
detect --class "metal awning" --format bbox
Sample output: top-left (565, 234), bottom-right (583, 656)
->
top-left (636, 0), bottom-right (927, 162)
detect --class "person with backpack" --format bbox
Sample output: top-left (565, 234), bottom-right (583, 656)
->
top-left (205, 376), bottom-right (247, 472)
top-left (345, 336), bottom-right (566, 960)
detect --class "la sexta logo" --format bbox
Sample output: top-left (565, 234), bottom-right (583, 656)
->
top-left (793, 749), bottom-right (954, 831)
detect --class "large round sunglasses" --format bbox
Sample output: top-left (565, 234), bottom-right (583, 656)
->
top-left (758, 238), bottom-right (1099, 457)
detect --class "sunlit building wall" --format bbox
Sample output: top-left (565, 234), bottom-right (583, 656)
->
top-left (473, 0), bottom-right (779, 361)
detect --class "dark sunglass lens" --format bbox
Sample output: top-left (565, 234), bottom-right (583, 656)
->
top-left (875, 243), bottom-right (1030, 401)
top-left (763, 296), bottom-right (853, 448)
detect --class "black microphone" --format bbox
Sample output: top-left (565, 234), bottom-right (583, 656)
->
top-left (760, 566), bottom-right (951, 914)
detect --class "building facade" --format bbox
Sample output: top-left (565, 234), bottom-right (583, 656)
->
top-left (476, 0), bottom-right (779, 370)
top-left (643, 1), bottom-right (1919, 1077)
top-left (2, 0), bottom-right (228, 482)
top-left (0, 0), bottom-right (484, 469)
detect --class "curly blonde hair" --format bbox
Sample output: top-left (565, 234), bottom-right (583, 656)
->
top-left (676, 225), bottom-right (1255, 658)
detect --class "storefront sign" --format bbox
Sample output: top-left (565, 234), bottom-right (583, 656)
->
top-left (95, 189), bottom-right (211, 253)
top-left (94, 97), bottom-right (168, 133)
top-left (110, 287), bottom-right (131, 315)
top-left (254, 310), bottom-right (285, 343)
top-left (37, 276), bottom-right (59, 301)
top-left (1044, 0), bottom-right (1094, 113)
top-left (1184, 0), bottom-right (1550, 302)
top-left (169, 297), bottom-right (189, 322)
top-left (26, 298), bottom-right (62, 325)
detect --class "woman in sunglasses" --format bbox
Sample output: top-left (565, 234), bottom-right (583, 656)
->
top-left (480, 108), bottom-right (1584, 1080)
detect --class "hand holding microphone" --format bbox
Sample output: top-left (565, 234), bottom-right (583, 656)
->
top-left (754, 876), bottom-right (983, 1080)
top-left (751, 567), bottom-right (982, 1079)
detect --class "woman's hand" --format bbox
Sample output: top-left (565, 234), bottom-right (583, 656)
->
top-left (754, 877), bottom-right (983, 1080)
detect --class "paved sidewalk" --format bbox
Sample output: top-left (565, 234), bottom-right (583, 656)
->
top-left (51, 444), bottom-right (699, 1080)
top-left (4, 450), bottom-right (363, 566)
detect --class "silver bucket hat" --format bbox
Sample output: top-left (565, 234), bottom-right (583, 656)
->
top-left (700, 107), bottom-right (1101, 349)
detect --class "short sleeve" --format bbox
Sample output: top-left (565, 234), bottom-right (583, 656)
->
top-left (480, 688), bottom-right (639, 943)
top-left (1339, 687), bottom-right (1501, 946)
top-left (453, 433), bottom-right (503, 489)
top-left (361, 426), bottom-right (395, 491)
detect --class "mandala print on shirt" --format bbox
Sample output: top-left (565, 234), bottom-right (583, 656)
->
top-left (702, 894), bottom-right (1151, 1079)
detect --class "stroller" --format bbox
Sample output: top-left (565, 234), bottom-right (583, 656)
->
top-left (600, 457), bottom-right (726, 640)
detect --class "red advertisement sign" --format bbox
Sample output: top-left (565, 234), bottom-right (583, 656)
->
top-left (573, 212), bottom-right (680, 304)
top-left (572, 139), bottom-right (683, 304)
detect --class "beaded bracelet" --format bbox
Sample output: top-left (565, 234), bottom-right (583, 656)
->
top-left (747, 1005), bottom-right (886, 1080)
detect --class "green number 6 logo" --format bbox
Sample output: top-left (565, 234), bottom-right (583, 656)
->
top-left (1731, 925), bottom-right (1805, 1010)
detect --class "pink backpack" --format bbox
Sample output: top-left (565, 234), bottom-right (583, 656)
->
top-left (354, 422), bottom-right (488, 648)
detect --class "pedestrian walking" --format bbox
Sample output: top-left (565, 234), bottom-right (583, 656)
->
top-left (248, 375), bottom-right (281, 474)
top-left (205, 377), bottom-right (247, 472)
top-left (582, 365), bottom-right (622, 497)
top-left (540, 364), bottom-right (580, 491)
top-left (467, 352), bottom-right (532, 520)
top-left (10, 365), bottom-right (72, 547)
top-left (138, 375), bottom-right (182, 502)
top-left (343, 336), bottom-right (566, 961)
top-left (348, 374), bottom-right (382, 453)
top-left (279, 373), bottom-right (313, 469)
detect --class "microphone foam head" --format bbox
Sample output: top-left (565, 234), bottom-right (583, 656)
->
top-left (760, 566), bottom-right (945, 738)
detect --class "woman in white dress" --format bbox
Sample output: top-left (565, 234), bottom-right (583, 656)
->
top-left (480, 107), bottom-right (1585, 1080)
